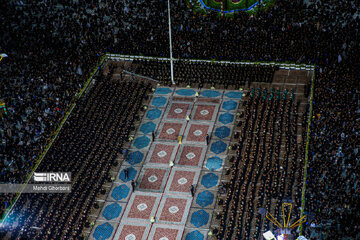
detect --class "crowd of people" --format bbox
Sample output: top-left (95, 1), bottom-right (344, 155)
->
top-left (133, 59), bottom-right (277, 88)
top-left (214, 88), bottom-right (304, 239)
top-left (304, 63), bottom-right (359, 239)
top-left (0, 0), bottom-right (358, 238)
top-left (0, 66), bottom-right (152, 239)
top-left (0, 0), bottom-right (114, 217)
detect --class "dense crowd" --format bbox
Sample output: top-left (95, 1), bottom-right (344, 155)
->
top-left (0, 0), bottom-right (113, 217)
top-left (1, 67), bottom-right (151, 239)
top-left (215, 89), bottom-right (304, 239)
top-left (304, 62), bottom-right (359, 239)
top-left (133, 59), bottom-right (277, 88)
top-left (0, 0), bottom-right (359, 238)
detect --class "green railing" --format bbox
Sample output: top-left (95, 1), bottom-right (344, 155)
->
top-left (299, 66), bottom-right (316, 234)
top-left (105, 53), bottom-right (315, 70)
top-left (0, 54), bottom-right (107, 224)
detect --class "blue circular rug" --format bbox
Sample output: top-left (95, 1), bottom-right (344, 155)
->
top-left (214, 126), bottom-right (231, 139)
top-left (225, 91), bottom-right (243, 99)
top-left (196, 190), bottom-right (214, 207)
top-left (201, 90), bottom-right (221, 98)
top-left (146, 108), bottom-right (162, 120)
top-left (185, 230), bottom-right (204, 240)
top-left (152, 96), bottom-right (167, 107)
top-left (155, 87), bottom-right (172, 95)
top-left (176, 89), bottom-right (196, 96)
top-left (93, 222), bottom-right (113, 240)
top-left (111, 184), bottom-right (130, 201)
top-left (119, 167), bottom-right (137, 182)
top-left (126, 151), bottom-right (144, 165)
top-left (201, 173), bottom-right (219, 188)
top-left (140, 121), bottom-right (156, 134)
top-left (222, 100), bottom-right (237, 111)
top-left (102, 202), bottom-right (122, 220)
top-left (210, 140), bottom-right (227, 154)
top-left (218, 112), bottom-right (234, 125)
top-left (133, 135), bottom-right (150, 149)
top-left (190, 210), bottom-right (210, 228)
top-left (206, 156), bottom-right (223, 171)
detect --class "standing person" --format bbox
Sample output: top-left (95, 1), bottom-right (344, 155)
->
top-left (152, 131), bottom-right (155, 141)
top-left (190, 185), bottom-right (195, 197)
top-left (124, 168), bottom-right (129, 181)
top-left (198, 80), bottom-right (203, 91)
top-left (131, 180), bottom-right (136, 192)
top-left (206, 134), bottom-right (210, 145)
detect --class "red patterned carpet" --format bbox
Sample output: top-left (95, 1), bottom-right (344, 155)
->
top-left (93, 87), bottom-right (242, 240)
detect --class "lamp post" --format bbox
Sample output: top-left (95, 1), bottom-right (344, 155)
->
top-left (167, 0), bottom-right (175, 85)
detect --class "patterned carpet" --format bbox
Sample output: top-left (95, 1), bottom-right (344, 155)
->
top-left (90, 87), bottom-right (242, 240)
